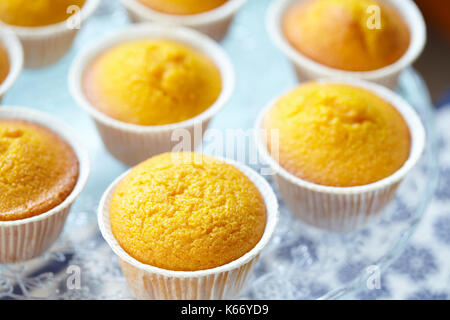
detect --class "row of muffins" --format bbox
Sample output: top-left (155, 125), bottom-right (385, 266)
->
top-left (0, 0), bottom-right (426, 299)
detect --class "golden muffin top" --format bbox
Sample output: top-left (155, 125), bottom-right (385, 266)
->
top-left (0, 120), bottom-right (79, 221)
top-left (138, 0), bottom-right (228, 15)
top-left (110, 152), bottom-right (267, 271)
top-left (83, 39), bottom-right (222, 126)
top-left (264, 83), bottom-right (411, 187)
top-left (0, 44), bottom-right (9, 86)
top-left (0, 0), bottom-right (86, 27)
top-left (283, 0), bottom-right (410, 71)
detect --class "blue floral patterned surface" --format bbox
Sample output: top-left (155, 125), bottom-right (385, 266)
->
top-left (355, 104), bottom-right (450, 300)
top-left (0, 0), bottom-right (445, 300)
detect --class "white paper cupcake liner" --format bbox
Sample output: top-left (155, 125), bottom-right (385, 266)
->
top-left (120, 0), bottom-right (247, 41)
top-left (0, 107), bottom-right (90, 263)
top-left (255, 79), bottom-right (426, 232)
top-left (98, 156), bottom-right (279, 300)
top-left (266, 0), bottom-right (426, 89)
top-left (0, 0), bottom-right (99, 69)
top-left (69, 24), bottom-right (235, 167)
top-left (0, 30), bottom-right (23, 102)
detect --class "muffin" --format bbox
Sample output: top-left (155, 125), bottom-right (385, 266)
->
top-left (109, 152), bottom-right (267, 271)
top-left (99, 151), bottom-right (278, 299)
top-left (256, 80), bottom-right (424, 232)
top-left (282, 0), bottom-right (410, 72)
top-left (0, 0), bottom-right (99, 68)
top-left (0, 120), bottom-right (79, 221)
top-left (138, 0), bottom-right (228, 15)
top-left (263, 82), bottom-right (411, 187)
top-left (267, 0), bottom-right (426, 88)
top-left (0, 107), bottom-right (90, 263)
top-left (0, 43), bottom-right (9, 86)
top-left (0, 0), bottom-right (87, 27)
top-left (83, 39), bottom-right (222, 126)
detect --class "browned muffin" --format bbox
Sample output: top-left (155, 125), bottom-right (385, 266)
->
top-left (0, 120), bottom-right (79, 221)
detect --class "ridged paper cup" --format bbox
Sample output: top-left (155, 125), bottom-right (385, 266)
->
top-left (0, 0), bottom-right (99, 69)
top-left (255, 79), bottom-right (425, 233)
top-left (98, 156), bottom-right (278, 300)
top-left (0, 107), bottom-right (90, 263)
top-left (120, 0), bottom-right (247, 41)
top-left (267, 0), bottom-right (426, 89)
top-left (69, 24), bottom-right (235, 167)
top-left (0, 29), bottom-right (23, 102)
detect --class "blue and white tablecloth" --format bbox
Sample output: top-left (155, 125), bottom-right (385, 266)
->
top-left (0, 0), bottom-right (448, 300)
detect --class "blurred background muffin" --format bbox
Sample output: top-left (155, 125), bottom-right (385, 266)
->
top-left (0, 0), bottom-right (98, 69)
top-left (0, 44), bottom-right (9, 85)
top-left (0, 0), bottom-right (86, 27)
top-left (0, 120), bottom-right (79, 221)
top-left (120, 0), bottom-right (246, 41)
top-left (414, 0), bottom-right (450, 103)
top-left (283, 0), bottom-right (410, 72)
top-left (264, 82), bottom-right (411, 187)
top-left (83, 39), bottom-right (222, 126)
top-left (138, 0), bottom-right (228, 15)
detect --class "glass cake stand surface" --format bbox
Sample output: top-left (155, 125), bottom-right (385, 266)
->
top-left (0, 0), bottom-right (439, 300)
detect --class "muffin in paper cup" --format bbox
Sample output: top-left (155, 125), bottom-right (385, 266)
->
top-left (266, 0), bottom-right (426, 89)
top-left (98, 156), bottom-right (278, 300)
top-left (255, 79), bottom-right (425, 232)
top-left (0, 29), bottom-right (23, 102)
top-left (69, 24), bottom-right (235, 167)
top-left (120, 0), bottom-right (246, 41)
top-left (0, 0), bottom-right (99, 69)
top-left (0, 107), bottom-right (90, 263)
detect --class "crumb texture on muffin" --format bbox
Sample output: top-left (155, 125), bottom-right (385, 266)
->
top-left (0, 0), bottom-right (86, 27)
top-left (138, 0), bottom-right (228, 15)
top-left (0, 44), bottom-right (9, 85)
top-left (0, 120), bottom-right (79, 221)
top-left (283, 0), bottom-right (410, 71)
top-left (84, 39), bottom-right (222, 126)
top-left (264, 83), bottom-right (411, 187)
top-left (109, 152), bottom-right (267, 271)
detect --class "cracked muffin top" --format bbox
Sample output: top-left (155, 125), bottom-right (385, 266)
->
top-left (0, 120), bottom-right (79, 221)
top-left (83, 39), bottom-right (222, 126)
top-left (109, 152), bottom-right (267, 271)
top-left (283, 0), bottom-right (410, 71)
top-left (0, 0), bottom-right (86, 27)
top-left (263, 82), bottom-right (411, 187)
